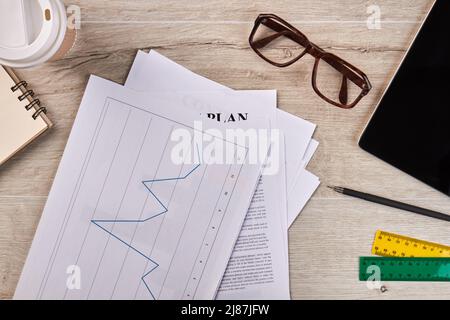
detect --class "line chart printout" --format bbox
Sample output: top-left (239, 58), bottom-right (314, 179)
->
top-left (14, 76), bottom-right (270, 300)
top-left (125, 53), bottom-right (291, 299)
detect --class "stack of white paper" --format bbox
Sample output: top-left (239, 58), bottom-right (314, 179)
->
top-left (14, 50), bottom-right (320, 300)
top-left (125, 51), bottom-right (321, 299)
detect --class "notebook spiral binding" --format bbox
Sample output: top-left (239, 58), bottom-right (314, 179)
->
top-left (10, 80), bottom-right (47, 120)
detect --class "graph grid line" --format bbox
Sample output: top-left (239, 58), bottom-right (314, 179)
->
top-left (91, 162), bottom-right (201, 299)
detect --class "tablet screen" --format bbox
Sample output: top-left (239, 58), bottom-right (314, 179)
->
top-left (359, 0), bottom-right (450, 196)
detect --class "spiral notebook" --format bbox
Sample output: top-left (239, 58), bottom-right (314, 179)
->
top-left (0, 65), bottom-right (52, 166)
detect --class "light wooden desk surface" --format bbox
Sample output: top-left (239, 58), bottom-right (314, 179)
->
top-left (1, 0), bottom-right (448, 300)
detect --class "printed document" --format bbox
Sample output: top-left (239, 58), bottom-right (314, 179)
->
top-left (14, 76), bottom-right (272, 300)
top-left (126, 52), bottom-right (292, 299)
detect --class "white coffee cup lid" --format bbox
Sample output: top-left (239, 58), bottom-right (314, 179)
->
top-left (0, 0), bottom-right (67, 68)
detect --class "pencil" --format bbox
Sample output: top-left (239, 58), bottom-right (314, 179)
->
top-left (328, 186), bottom-right (450, 222)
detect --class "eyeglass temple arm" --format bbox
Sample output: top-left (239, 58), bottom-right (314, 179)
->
top-left (259, 18), bottom-right (310, 47)
top-left (321, 55), bottom-right (366, 88)
top-left (252, 30), bottom-right (291, 49)
top-left (260, 18), bottom-right (367, 88)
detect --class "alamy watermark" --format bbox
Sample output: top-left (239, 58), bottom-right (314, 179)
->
top-left (170, 121), bottom-right (281, 175)
top-left (67, 5), bottom-right (81, 30)
top-left (367, 4), bottom-right (381, 30)
top-left (66, 265), bottom-right (81, 290)
top-left (364, 264), bottom-right (387, 293)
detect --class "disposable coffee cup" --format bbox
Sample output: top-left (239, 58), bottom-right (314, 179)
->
top-left (0, 0), bottom-right (76, 68)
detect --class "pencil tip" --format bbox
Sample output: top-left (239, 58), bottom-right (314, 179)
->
top-left (327, 185), bottom-right (344, 193)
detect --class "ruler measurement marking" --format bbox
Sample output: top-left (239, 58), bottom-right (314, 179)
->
top-left (372, 230), bottom-right (450, 258)
top-left (360, 257), bottom-right (450, 282)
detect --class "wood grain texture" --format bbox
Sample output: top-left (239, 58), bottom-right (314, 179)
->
top-left (1, 0), bottom-right (448, 299)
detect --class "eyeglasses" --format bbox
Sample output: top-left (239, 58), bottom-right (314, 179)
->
top-left (249, 13), bottom-right (372, 109)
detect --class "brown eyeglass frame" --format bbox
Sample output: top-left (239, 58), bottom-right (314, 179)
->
top-left (249, 13), bottom-right (372, 109)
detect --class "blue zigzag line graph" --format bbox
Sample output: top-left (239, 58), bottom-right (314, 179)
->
top-left (91, 161), bottom-right (201, 299)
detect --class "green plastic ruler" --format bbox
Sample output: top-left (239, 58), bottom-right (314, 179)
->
top-left (359, 257), bottom-right (450, 282)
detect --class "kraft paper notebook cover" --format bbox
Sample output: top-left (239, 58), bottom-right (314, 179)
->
top-left (0, 65), bottom-right (52, 166)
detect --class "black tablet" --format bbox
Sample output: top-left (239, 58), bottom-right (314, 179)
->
top-left (359, 0), bottom-right (449, 196)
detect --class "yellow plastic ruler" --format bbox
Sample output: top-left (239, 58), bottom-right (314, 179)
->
top-left (372, 230), bottom-right (450, 258)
